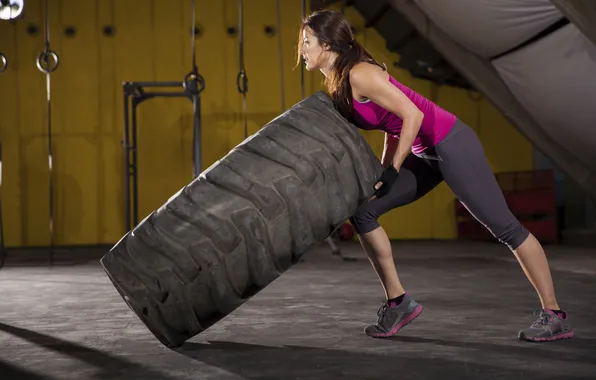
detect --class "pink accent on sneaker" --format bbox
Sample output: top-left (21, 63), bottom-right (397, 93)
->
top-left (369, 304), bottom-right (424, 338)
top-left (524, 330), bottom-right (575, 342)
top-left (387, 293), bottom-right (407, 308)
top-left (544, 308), bottom-right (568, 320)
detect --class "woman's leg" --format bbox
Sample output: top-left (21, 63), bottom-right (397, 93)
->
top-left (359, 227), bottom-right (405, 300)
top-left (512, 234), bottom-right (557, 309)
top-left (434, 120), bottom-right (573, 341)
top-left (350, 154), bottom-right (443, 337)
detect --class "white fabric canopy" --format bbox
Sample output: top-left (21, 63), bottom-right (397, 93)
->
top-left (414, 0), bottom-right (562, 58)
top-left (493, 24), bottom-right (596, 168)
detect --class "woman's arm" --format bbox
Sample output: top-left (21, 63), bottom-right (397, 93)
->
top-left (350, 63), bottom-right (424, 171)
top-left (381, 133), bottom-right (398, 168)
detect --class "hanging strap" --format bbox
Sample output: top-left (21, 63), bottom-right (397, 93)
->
top-left (191, 0), bottom-right (198, 73)
top-left (36, 0), bottom-right (59, 75)
top-left (36, 0), bottom-right (58, 265)
top-left (185, 0), bottom-right (205, 179)
top-left (183, 0), bottom-right (206, 96)
top-left (236, 0), bottom-right (248, 138)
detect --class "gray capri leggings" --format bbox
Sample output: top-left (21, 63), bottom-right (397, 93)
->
top-left (350, 119), bottom-right (530, 250)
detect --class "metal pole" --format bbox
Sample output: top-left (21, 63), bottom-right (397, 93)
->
top-left (47, 69), bottom-right (54, 266)
top-left (131, 100), bottom-right (139, 227)
top-left (192, 94), bottom-right (202, 178)
top-left (35, 0), bottom-right (58, 266)
top-left (123, 88), bottom-right (131, 232)
top-left (121, 80), bottom-right (205, 230)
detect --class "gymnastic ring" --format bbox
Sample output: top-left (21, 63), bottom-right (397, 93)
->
top-left (0, 53), bottom-right (7, 73)
top-left (36, 50), bottom-right (60, 74)
top-left (236, 70), bottom-right (248, 94)
top-left (183, 70), bottom-right (206, 95)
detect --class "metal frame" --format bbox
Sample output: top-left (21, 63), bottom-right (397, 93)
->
top-left (122, 81), bottom-right (202, 232)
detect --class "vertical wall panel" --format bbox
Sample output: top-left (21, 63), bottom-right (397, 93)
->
top-left (54, 0), bottom-right (100, 244)
top-left (193, 0), bottom-right (236, 176)
top-left (0, 15), bottom-right (22, 246)
top-left (134, 0), bottom-right (189, 223)
top-left (97, 0), bottom-right (118, 242)
top-left (112, 0), bottom-right (158, 223)
top-left (244, 0), bottom-right (284, 131)
top-left (18, 0), bottom-right (52, 246)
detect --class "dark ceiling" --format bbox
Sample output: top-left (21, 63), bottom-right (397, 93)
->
top-left (310, 0), bottom-right (474, 90)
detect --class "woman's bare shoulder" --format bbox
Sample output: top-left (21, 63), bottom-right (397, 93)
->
top-left (349, 62), bottom-right (389, 99)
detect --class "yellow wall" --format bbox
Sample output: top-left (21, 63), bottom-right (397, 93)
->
top-left (0, 0), bottom-right (532, 247)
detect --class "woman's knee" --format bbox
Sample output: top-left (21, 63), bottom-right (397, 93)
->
top-left (349, 209), bottom-right (380, 235)
top-left (488, 219), bottom-right (530, 250)
top-left (349, 165), bottom-right (421, 235)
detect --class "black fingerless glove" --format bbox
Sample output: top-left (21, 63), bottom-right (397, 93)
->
top-left (373, 165), bottom-right (399, 198)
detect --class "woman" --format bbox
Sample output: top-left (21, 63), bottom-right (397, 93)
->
top-left (297, 10), bottom-right (574, 342)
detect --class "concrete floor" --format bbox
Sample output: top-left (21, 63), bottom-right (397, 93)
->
top-left (1, 240), bottom-right (595, 379)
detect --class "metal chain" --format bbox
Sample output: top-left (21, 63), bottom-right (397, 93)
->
top-left (35, 0), bottom-right (58, 265)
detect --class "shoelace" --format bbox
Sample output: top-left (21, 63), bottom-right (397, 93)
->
top-left (531, 308), bottom-right (553, 327)
top-left (376, 304), bottom-right (390, 326)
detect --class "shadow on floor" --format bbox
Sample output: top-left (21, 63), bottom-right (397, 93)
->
top-left (0, 322), bottom-right (176, 380)
top-left (178, 340), bottom-right (593, 380)
top-left (389, 335), bottom-right (596, 364)
top-left (0, 359), bottom-right (55, 380)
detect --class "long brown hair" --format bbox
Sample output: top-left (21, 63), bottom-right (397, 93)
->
top-left (296, 10), bottom-right (384, 119)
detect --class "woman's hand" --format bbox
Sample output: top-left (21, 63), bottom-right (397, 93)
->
top-left (369, 165), bottom-right (399, 201)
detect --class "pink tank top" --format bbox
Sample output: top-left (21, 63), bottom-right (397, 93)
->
top-left (351, 74), bottom-right (456, 154)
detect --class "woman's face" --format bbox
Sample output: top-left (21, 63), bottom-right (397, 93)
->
top-left (300, 27), bottom-right (329, 71)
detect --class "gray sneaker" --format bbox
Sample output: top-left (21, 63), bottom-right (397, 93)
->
top-left (518, 308), bottom-right (574, 342)
top-left (364, 293), bottom-right (423, 338)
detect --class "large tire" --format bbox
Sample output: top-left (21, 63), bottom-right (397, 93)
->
top-left (100, 91), bottom-right (383, 348)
